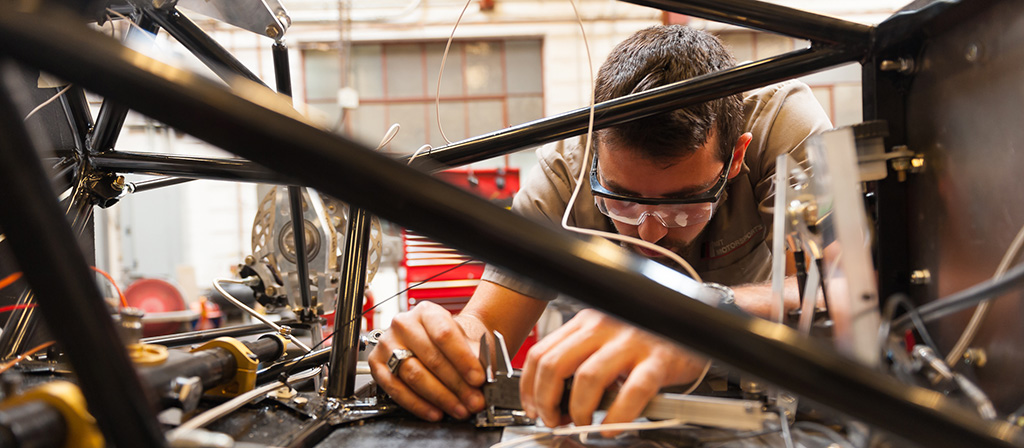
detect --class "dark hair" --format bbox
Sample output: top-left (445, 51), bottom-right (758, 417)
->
top-left (594, 25), bottom-right (742, 164)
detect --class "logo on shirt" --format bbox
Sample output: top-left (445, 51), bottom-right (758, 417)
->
top-left (705, 224), bottom-right (764, 259)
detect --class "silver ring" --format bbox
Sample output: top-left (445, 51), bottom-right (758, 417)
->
top-left (387, 348), bottom-right (415, 375)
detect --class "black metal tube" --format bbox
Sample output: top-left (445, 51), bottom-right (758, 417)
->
top-left (58, 85), bottom-right (92, 151)
top-left (129, 176), bottom-right (196, 193)
top-left (2, 12), bottom-right (1021, 446)
top-left (0, 66), bottom-right (165, 448)
top-left (256, 347), bottom-right (331, 383)
top-left (140, 320), bottom-right (299, 347)
top-left (0, 399), bottom-right (66, 448)
top-left (273, 39), bottom-right (315, 315)
top-left (618, 0), bottom-right (871, 46)
top-left (412, 46), bottom-right (859, 170)
top-left (88, 12), bottom-right (158, 153)
top-left (141, 7), bottom-right (267, 87)
top-left (139, 337), bottom-right (283, 391)
top-left (90, 151), bottom-right (292, 183)
top-left (327, 208), bottom-right (370, 398)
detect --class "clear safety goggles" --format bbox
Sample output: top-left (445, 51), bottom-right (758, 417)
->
top-left (589, 150), bottom-right (731, 228)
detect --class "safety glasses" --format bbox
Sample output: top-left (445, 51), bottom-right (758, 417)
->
top-left (589, 150), bottom-right (732, 228)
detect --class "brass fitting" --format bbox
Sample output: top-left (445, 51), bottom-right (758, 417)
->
top-left (191, 337), bottom-right (259, 397)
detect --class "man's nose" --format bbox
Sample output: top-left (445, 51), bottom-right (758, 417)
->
top-left (636, 212), bottom-right (668, 243)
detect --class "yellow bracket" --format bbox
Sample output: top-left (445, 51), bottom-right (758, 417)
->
top-left (191, 337), bottom-right (258, 397)
top-left (0, 381), bottom-right (103, 448)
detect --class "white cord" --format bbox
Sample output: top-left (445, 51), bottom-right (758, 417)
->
top-left (434, 0), bottom-right (474, 145)
top-left (408, 144), bottom-right (432, 165)
top-left (490, 418), bottom-right (686, 448)
top-left (23, 85), bottom-right (72, 121)
top-left (105, 8), bottom-right (143, 33)
top-left (168, 367), bottom-right (321, 437)
top-left (214, 278), bottom-right (313, 352)
top-left (558, 0), bottom-right (710, 393)
top-left (945, 224), bottom-right (1024, 367)
top-left (376, 123), bottom-right (401, 150)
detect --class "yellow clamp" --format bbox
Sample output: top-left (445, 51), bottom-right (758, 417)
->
top-left (0, 381), bottom-right (103, 448)
top-left (191, 337), bottom-right (258, 397)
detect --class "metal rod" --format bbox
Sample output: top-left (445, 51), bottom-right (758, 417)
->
top-left (1, 12), bottom-right (1020, 446)
top-left (129, 176), bottom-right (196, 193)
top-left (214, 279), bottom-right (311, 352)
top-left (90, 151), bottom-right (292, 183)
top-left (0, 290), bottom-right (39, 361)
top-left (256, 347), bottom-right (331, 382)
top-left (140, 320), bottom-right (300, 347)
top-left (58, 85), bottom-right (93, 151)
top-left (327, 208), bottom-right (370, 398)
top-left (142, 7), bottom-right (267, 87)
top-left (273, 39), bottom-right (314, 316)
top-left (411, 46), bottom-right (859, 170)
top-left (88, 12), bottom-right (158, 153)
top-left (0, 64), bottom-right (166, 448)
top-left (618, 0), bottom-right (871, 46)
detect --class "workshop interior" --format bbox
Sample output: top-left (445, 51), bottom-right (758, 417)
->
top-left (0, 0), bottom-right (1023, 446)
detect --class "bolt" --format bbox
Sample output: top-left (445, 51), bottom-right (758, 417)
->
top-left (880, 57), bottom-right (915, 74)
top-left (266, 24), bottom-right (282, 40)
top-left (244, 255), bottom-right (256, 266)
top-left (964, 348), bottom-right (987, 368)
top-left (112, 176), bottom-right (125, 191)
top-left (247, 353), bottom-right (259, 360)
top-left (965, 44), bottom-right (980, 63)
top-left (910, 269), bottom-right (931, 285)
top-left (891, 157), bottom-right (911, 182)
top-left (910, 154), bottom-right (926, 173)
top-left (265, 285), bottom-right (277, 296)
top-left (293, 396), bottom-right (308, 408)
top-left (279, 326), bottom-right (292, 337)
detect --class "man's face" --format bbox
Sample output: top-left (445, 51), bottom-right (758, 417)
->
top-left (594, 133), bottom-right (740, 260)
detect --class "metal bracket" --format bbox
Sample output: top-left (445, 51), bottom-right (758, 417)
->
top-left (190, 337), bottom-right (258, 397)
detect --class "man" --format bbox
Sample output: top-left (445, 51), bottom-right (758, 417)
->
top-left (369, 25), bottom-right (832, 429)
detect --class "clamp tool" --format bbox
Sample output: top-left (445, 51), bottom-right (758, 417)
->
top-left (475, 331), bottom-right (535, 427)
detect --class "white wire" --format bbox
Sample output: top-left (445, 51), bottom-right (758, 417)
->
top-left (168, 367), bottom-right (321, 437)
top-left (558, 0), bottom-right (710, 393)
top-left (434, 0), bottom-right (474, 145)
top-left (376, 123), bottom-right (401, 150)
top-left (945, 223), bottom-right (1024, 367)
top-left (214, 278), bottom-right (313, 352)
top-left (490, 418), bottom-right (686, 448)
top-left (408, 144), bottom-right (432, 165)
top-left (105, 8), bottom-right (143, 33)
top-left (23, 85), bottom-right (72, 121)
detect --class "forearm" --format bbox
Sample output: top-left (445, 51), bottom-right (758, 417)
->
top-left (457, 280), bottom-right (547, 353)
top-left (731, 276), bottom-right (801, 319)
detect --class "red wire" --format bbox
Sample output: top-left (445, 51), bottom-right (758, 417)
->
top-left (0, 303), bottom-right (36, 314)
top-left (91, 266), bottom-right (127, 308)
top-left (0, 272), bottom-right (23, 292)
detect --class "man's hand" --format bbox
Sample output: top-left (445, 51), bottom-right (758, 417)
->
top-left (520, 309), bottom-right (705, 429)
top-left (368, 301), bottom-right (487, 421)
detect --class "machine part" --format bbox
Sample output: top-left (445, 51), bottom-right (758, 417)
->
top-left (326, 207), bottom-right (372, 398)
top-left (321, 196), bottom-right (384, 286)
top-left (214, 278), bottom-right (312, 352)
top-left (360, 328), bottom-right (384, 351)
top-left (0, 381), bottom-right (103, 448)
top-left (171, 376), bottom-right (203, 414)
top-left (914, 346), bottom-right (997, 420)
top-left (0, 397), bottom-right (65, 448)
top-left (0, 73), bottom-right (165, 447)
top-left (190, 337), bottom-right (260, 397)
top-left (251, 186), bottom-right (340, 316)
top-left (127, 343), bottom-right (170, 366)
top-left (880, 57), bottom-right (916, 74)
top-left (910, 269), bottom-right (931, 285)
top-left (141, 319), bottom-right (301, 347)
top-left (175, 0), bottom-right (289, 39)
top-left (166, 428), bottom-right (234, 448)
top-left (119, 307), bottom-right (145, 346)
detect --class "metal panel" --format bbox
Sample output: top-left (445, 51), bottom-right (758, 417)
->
top-left (905, 0), bottom-right (1024, 413)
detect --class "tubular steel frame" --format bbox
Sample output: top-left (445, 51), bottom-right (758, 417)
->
top-left (0, 0), bottom-right (1020, 447)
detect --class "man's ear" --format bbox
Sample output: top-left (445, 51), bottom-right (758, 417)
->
top-left (727, 132), bottom-right (753, 179)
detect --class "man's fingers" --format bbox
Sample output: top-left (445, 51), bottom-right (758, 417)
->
top-left (389, 308), bottom-right (482, 415)
top-left (421, 304), bottom-right (486, 387)
top-left (397, 357), bottom-right (472, 420)
top-left (568, 342), bottom-right (634, 426)
top-left (600, 360), bottom-right (664, 436)
top-left (368, 349), bottom-right (444, 421)
top-left (529, 328), bottom-right (601, 427)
